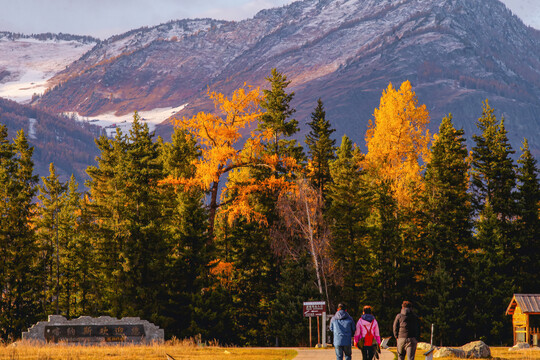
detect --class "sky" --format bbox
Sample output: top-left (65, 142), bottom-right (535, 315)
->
top-left (0, 0), bottom-right (294, 39)
top-left (0, 0), bottom-right (538, 39)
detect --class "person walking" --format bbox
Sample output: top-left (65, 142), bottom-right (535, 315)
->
top-left (393, 301), bottom-right (419, 360)
top-left (330, 303), bottom-right (356, 360)
top-left (354, 306), bottom-right (381, 360)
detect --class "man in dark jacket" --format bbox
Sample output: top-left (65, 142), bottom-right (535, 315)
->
top-left (393, 301), bottom-right (419, 360)
top-left (330, 303), bottom-right (356, 360)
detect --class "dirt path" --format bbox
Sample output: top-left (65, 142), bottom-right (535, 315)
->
top-left (293, 347), bottom-right (394, 360)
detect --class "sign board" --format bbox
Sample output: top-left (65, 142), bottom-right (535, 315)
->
top-left (303, 301), bottom-right (326, 317)
top-left (22, 315), bottom-right (163, 344)
top-left (44, 324), bottom-right (145, 343)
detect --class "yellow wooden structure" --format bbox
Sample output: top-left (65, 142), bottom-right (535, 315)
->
top-left (506, 294), bottom-right (540, 345)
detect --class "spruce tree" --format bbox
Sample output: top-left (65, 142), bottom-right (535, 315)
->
top-left (468, 201), bottom-right (511, 343)
top-left (59, 175), bottom-right (85, 318)
top-left (327, 135), bottom-right (371, 312)
top-left (515, 139), bottom-right (540, 292)
top-left (305, 98), bottom-right (336, 196)
top-left (119, 113), bottom-right (167, 321)
top-left (268, 256), bottom-right (319, 346)
top-left (158, 127), bottom-right (210, 337)
top-left (87, 113), bottom-right (167, 321)
top-left (258, 68), bottom-right (303, 162)
top-left (471, 101), bottom-right (516, 219)
top-left (0, 128), bottom-right (40, 340)
top-left (420, 114), bottom-right (472, 344)
top-left (36, 163), bottom-right (67, 316)
top-left (86, 128), bottom-right (127, 316)
top-left (366, 179), bottom-right (402, 331)
top-left (75, 193), bottom-right (99, 315)
top-left (470, 101), bottom-right (517, 344)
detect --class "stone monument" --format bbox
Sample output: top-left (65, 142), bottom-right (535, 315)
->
top-left (22, 315), bottom-right (164, 344)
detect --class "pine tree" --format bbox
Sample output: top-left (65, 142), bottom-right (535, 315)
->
top-left (327, 135), bottom-right (371, 312)
top-left (365, 179), bottom-right (403, 331)
top-left (258, 68), bottom-right (304, 162)
top-left (87, 113), bottom-right (167, 322)
top-left (305, 98), bottom-right (336, 196)
top-left (268, 256), bottom-right (319, 346)
top-left (58, 175), bottom-right (86, 318)
top-left (470, 100), bottom-right (517, 344)
top-left (515, 139), bottom-right (540, 292)
top-left (73, 192), bottom-right (99, 315)
top-left (471, 101), bottom-right (516, 220)
top-left (36, 163), bottom-right (67, 316)
top-left (0, 128), bottom-right (40, 340)
top-left (86, 128), bottom-right (128, 316)
top-left (468, 201), bottom-right (511, 343)
top-left (419, 114), bottom-right (472, 345)
top-left (158, 127), bottom-right (210, 337)
top-left (119, 113), bottom-right (167, 320)
top-left (216, 220), bottom-right (279, 345)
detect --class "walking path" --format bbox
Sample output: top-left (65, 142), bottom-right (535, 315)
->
top-left (293, 347), bottom-right (394, 360)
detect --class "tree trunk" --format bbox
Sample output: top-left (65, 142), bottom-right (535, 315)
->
top-left (305, 198), bottom-right (324, 297)
top-left (208, 180), bottom-right (219, 242)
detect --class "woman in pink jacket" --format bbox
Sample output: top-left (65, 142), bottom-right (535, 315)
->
top-left (354, 306), bottom-right (381, 360)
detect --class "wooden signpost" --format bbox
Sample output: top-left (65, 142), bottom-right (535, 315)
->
top-left (303, 301), bottom-right (326, 347)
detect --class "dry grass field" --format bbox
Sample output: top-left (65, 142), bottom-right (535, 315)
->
top-left (489, 347), bottom-right (540, 360)
top-left (0, 339), bottom-right (297, 360)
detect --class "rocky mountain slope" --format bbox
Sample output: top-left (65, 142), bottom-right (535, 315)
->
top-left (34, 0), bottom-right (540, 155)
top-left (0, 97), bottom-right (101, 182)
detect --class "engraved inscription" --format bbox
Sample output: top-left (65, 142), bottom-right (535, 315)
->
top-left (44, 325), bottom-right (145, 343)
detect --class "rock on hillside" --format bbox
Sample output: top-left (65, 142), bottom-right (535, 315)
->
top-left (35, 0), bottom-right (540, 155)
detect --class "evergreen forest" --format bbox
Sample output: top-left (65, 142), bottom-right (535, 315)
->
top-left (0, 70), bottom-right (538, 346)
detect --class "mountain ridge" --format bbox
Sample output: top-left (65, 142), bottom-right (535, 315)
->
top-left (14, 0), bottom-right (540, 158)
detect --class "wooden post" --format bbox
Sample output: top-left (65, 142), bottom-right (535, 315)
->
top-left (317, 316), bottom-right (320, 345)
top-left (309, 317), bottom-right (312, 347)
top-left (524, 315), bottom-right (529, 344)
top-left (322, 312), bottom-right (327, 347)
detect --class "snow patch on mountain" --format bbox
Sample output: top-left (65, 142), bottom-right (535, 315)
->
top-left (28, 118), bottom-right (37, 139)
top-left (67, 104), bottom-right (187, 137)
top-left (0, 37), bottom-right (95, 102)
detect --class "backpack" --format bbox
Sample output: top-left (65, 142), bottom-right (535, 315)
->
top-left (362, 321), bottom-right (375, 347)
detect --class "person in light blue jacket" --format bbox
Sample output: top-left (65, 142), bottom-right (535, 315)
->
top-left (330, 303), bottom-right (356, 360)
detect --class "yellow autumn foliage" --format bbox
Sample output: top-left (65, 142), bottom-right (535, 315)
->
top-left (364, 80), bottom-right (431, 207)
top-left (162, 84), bottom-right (297, 235)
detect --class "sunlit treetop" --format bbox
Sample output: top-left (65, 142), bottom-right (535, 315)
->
top-left (364, 80), bottom-right (431, 207)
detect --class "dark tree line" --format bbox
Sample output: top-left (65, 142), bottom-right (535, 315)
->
top-left (0, 73), bottom-right (538, 347)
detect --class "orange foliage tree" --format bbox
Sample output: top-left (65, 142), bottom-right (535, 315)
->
top-left (163, 84), bottom-right (295, 240)
top-left (364, 80), bottom-right (431, 207)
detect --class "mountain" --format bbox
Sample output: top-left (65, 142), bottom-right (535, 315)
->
top-left (0, 32), bottom-right (97, 103)
top-left (0, 97), bottom-right (101, 183)
top-left (33, 0), bottom-right (540, 156)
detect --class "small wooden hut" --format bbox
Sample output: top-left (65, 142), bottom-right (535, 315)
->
top-left (506, 294), bottom-right (540, 345)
